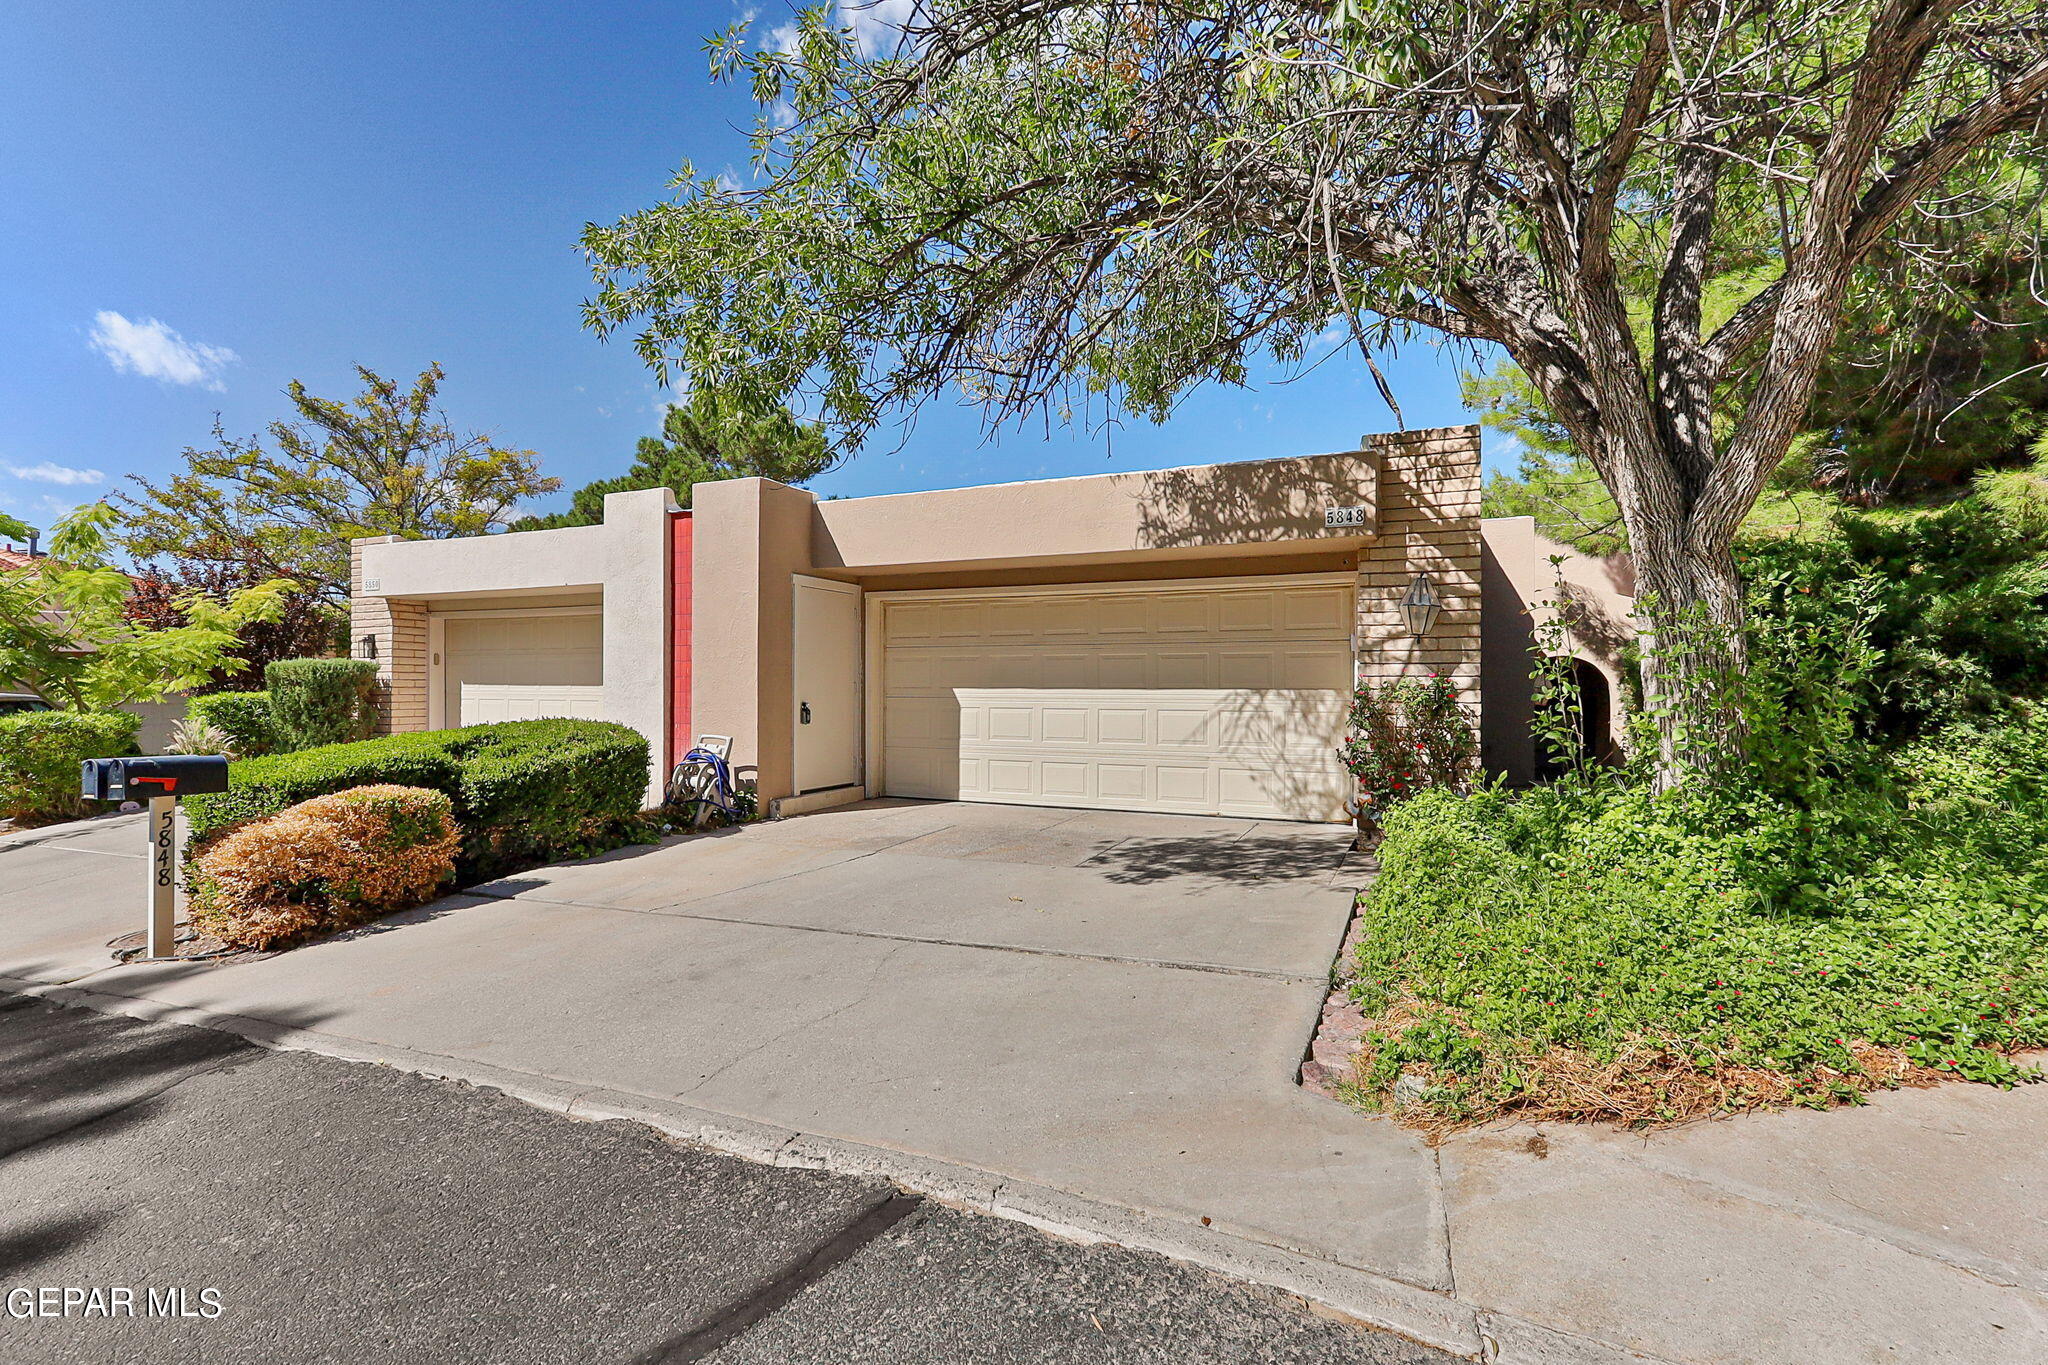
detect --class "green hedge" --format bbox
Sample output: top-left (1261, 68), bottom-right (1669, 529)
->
top-left (0, 711), bottom-right (141, 825)
top-left (187, 691), bottom-right (280, 758)
top-left (265, 658), bottom-right (379, 752)
top-left (185, 719), bottom-right (649, 880)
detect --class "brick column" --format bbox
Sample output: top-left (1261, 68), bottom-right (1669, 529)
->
top-left (348, 536), bottom-right (429, 734)
top-left (1354, 426), bottom-right (1484, 729)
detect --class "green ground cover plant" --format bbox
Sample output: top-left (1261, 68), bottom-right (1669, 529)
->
top-left (185, 718), bottom-right (651, 881)
top-left (1346, 735), bottom-right (2048, 1133)
top-left (1344, 467), bottom-right (2048, 1134)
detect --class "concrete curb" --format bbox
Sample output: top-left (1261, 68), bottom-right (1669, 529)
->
top-left (8, 975), bottom-right (1679, 1365)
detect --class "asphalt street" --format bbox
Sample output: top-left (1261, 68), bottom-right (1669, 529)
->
top-left (0, 993), bottom-right (1455, 1364)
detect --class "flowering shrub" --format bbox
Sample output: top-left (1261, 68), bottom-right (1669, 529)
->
top-left (189, 785), bottom-right (459, 949)
top-left (1338, 674), bottom-right (1477, 827)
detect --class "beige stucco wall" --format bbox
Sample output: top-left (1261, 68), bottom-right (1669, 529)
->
top-left (835, 548), bottom-right (1359, 594)
top-left (811, 449), bottom-right (1377, 576)
top-left (1478, 515), bottom-right (1637, 784)
top-left (350, 486), bottom-right (677, 803)
top-left (688, 477), bottom-right (815, 804)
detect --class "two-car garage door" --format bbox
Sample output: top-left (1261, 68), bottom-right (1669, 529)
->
top-left (879, 577), bottom-right (1354, 821)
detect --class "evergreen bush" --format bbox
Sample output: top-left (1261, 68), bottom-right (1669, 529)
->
top-left (265, 658), bottom-right (379, 752)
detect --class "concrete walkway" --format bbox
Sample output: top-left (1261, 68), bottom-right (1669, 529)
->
top-left (4, 801), bottom-right (2045, 1363)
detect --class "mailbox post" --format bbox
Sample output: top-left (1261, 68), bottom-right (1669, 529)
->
top-left (81, 756), bottom-right (232, 961)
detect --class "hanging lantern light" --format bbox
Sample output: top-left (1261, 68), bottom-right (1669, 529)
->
top-left (352, 633), bottom-right (379, 661)
top-left (1400, 572), bottom-right (1441, 638)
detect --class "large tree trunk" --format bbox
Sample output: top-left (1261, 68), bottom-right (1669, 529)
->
top-left (1567, 381), bottom-right (1752, 793)
top-left (1623, 513), bottom-right (1748, 790)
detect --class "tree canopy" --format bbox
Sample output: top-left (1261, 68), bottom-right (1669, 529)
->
top-left (118, 364), bottom-right (558, 609)
top-left (585, 0), bottom-right (2048, 783)
top-left (0, 504), bottom-right (291, 712)
top-left (511, 391), bottom-right (835, 531)
top-left (1473, 151), bottom-right (2048, 517)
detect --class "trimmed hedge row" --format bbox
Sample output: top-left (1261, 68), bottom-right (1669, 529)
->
top-left (185, 718), bottom-right (649, 880)
top-left (0, 711), bottom-right (141, 825)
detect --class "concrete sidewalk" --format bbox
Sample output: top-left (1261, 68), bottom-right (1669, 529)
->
top-left (5, 801), bottom-right (2046, 1363)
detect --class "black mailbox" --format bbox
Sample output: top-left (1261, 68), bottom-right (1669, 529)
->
top-left (82, 755), bottom-right (231, 802)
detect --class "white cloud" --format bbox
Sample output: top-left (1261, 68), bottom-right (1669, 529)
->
top-left (88, 310), bottom-right (238, 390)
top-left (768, 1), bottom-right (919, 64)
top-left (841, 0), bottom-right (919, 56)
top-left (3, 461), bottom-right (105, 486)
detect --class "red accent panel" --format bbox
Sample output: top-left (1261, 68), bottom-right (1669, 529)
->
top-left (669, 510), bottom-right (694, 770)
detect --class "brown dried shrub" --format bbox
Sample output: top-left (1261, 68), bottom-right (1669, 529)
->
top-left (1340, 996), bottom-right (1943, 1144)
top-left (190, 785), bottom-right (459, 949)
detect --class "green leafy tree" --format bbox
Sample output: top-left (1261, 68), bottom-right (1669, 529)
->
top-left (117, 363), bottom-right (559, 609)
top-left (1805, 190), bottom-right (2048, 495)
top-left (512, 391), bottom-right (835, 530)
top-left (583, 0), bottom-right (2048, 787)
top-left (1470, 366), bottom-right (1626, 555)
top-left (0, 504), bottom-right (292, 712)
top-left (1472, 160), bottom-right (2048, 515)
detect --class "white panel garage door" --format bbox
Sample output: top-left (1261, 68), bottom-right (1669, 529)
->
top-left (442, 613), bottom-right (604, 726)
top-left (880, 578), bottom-right (1354, 821)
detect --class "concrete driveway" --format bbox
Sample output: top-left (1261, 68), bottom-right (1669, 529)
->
top-left (12, 802), bottom-right (2048, 1363)
top-left (1, 803), bottom-right (1461, 1336)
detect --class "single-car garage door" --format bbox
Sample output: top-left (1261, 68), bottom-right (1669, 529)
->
top-left (879, 576), bottom-right (1354, 821)
top-left (441, 612), bottom-right (604, 725)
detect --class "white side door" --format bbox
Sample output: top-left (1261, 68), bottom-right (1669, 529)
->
top-left (792, 576), bottom-right (864, 793)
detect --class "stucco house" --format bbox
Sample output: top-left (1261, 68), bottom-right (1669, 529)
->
top-left (348, 425), bottom-right (1630, 820)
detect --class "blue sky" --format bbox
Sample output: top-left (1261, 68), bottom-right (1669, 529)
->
top-left (0, 1), bottom-right (1504, 541)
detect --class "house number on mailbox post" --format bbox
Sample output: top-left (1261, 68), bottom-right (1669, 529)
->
top-left (81, 756), bottom-right (232, 960)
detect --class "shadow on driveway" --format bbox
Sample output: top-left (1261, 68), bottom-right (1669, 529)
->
top-left (1082, 834), bottom-right (1351, 887)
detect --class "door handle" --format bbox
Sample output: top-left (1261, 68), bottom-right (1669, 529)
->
top-left (800, 701), bottom-right (812, 725)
